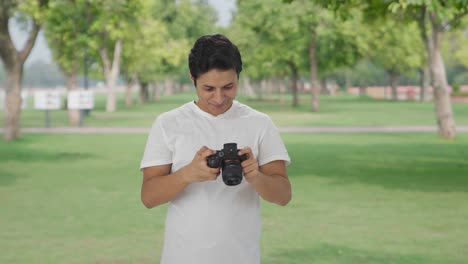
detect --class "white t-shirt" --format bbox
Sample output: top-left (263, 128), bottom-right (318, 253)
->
top-left (140, 100), bottom-right (290, 264)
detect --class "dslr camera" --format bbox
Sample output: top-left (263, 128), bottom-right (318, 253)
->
top-left (207, 143), bottom-right (249, 186)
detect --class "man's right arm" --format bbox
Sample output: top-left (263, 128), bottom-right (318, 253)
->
top-left (140, 146), bottom-right (220, 209)
top-left (141, 164), bottom-right (190, 208)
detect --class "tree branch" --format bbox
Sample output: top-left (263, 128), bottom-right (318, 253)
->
top-left (99, 47), bottom-right (111, 77)
top-left (18, 21), bottom-right (41, 64)
top-left (0, 1), bottom-right (17, 67)
top-left (111, 39), bottom-right (122, 79)
top-left (442, 9), bottom-right (468, 31)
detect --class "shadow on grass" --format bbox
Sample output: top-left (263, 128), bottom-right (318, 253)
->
top-left (287, 139), bottom-right (468, 193)
top-left (0, 139), bottom-right (96, 186)
top-left (0, 147), bottom-right (95, 163)
top-left (265, 244), bottom-right (457, 264)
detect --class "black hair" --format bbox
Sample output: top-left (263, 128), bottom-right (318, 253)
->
top-left (188, 34), bottom-right (243, 85)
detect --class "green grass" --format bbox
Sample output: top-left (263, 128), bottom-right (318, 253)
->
top-left (5, 91), bottom-right (468, 128)
top-left (1, 133), bottom-right (468, 263)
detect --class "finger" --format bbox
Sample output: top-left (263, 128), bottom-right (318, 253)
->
top-left (239, 147), bottom-right (253, 158)
top-left (207, 171), bottom-right (220, 180)
top-left (242, 158), bottom-right (257, 167)
top-left (209, 168), bottom-right (221, 174)
top-left (244, 163), bottom-right (258, 173)
top-left (200, 148), bottom-right (216, 158)
top-left (197, 146), bottom-right (209, 156)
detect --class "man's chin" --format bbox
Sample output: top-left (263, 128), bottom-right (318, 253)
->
top-left (209, 105), bottom-right (228, 115)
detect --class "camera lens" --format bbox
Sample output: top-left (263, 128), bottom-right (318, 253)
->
top-left (222, 161), bottom-right (243, 186)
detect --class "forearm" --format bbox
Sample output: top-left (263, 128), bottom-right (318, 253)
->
top-left (141, 167), bottom-right (189, 208)
top-left (249, 172), bottom-right (292, 206)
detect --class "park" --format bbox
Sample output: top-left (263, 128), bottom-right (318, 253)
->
top-left (1, 0), bottom-right (468, 263)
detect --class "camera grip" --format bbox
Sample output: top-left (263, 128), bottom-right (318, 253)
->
top-left (239, 153), bottom-right (249, 162)
top-left (207, 154), bottom-right (221, 168)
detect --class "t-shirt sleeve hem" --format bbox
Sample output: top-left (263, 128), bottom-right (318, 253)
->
top-left (139, 160), bottom-right (173, 171)
top-left (258, 154), bottom-right (291, 167)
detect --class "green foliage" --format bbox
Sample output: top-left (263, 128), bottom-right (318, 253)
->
top-left (231, 0), bottom-right (366, 81)
top-left (16, 0), bottom-right (49, 23)
top-left (119, 0), bottom-right (219, 83)
top-left (450, 26), bottom-right (468, 68)
top-left (367, 19), bottom-right (423, 75)
top-left (44, 0), bottom-right (89, 73)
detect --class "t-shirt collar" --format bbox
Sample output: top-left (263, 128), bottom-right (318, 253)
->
top-left (190, 100), bottom-right (238, 119)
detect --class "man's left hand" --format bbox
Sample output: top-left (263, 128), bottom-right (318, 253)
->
top-left (239, 147), bottom-right (260, 183)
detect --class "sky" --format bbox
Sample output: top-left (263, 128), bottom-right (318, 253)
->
top-left (10, 0), bottom-right (236, 66)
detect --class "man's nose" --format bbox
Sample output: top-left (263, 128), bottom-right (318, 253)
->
top-left (212, 89), bottom-right (224, 104)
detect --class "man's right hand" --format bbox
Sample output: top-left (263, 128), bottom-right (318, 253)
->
top-left (181, 146), bottom-right (221, 183)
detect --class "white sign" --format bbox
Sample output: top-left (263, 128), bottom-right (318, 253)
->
top-left (21, 91), bottom-right (28, 109)
top-left (34, 90), bottom-right (62, 110)
top-left (68, 90), bottom-right (94, 110)
top-left (0, 90), bottom-right (28, 110)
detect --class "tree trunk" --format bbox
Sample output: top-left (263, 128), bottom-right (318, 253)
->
top-left (164, 79), bottom-right (174, 96)
top-left (260, 79), bottom-right (267, 100)
top-left (320, 78), bottom-right (328, 95)
top-left (99, 39), bottom-right (122, 113)
top-left (125, 74), bottom-right (138, 108)
top-left (266, 79), bottom-right (273, 99)
top-left (139, 82), bottom-right (149, 104)
top-left (289, 62), bottom-right (299, 107)
top-left (279, 78), bottom-right (286, 103)
top-left (419, 66), bottom-right (430, 101)
top-left (344, 69), bottom-right (352, 91)
top-left (309, 40), bottom-right (320, 112)
top-left (0, 10), bottom-right (41, 140)
top-left (417, 7), bottom-right (432, 103)
top-left (429, 16), bottom-right (456, 139)
top-left (175, 82), bottom-right (182, 94)
top-left (105, 77), bottom-right (117, 112)
top-left (359, 85), bottom-right (367, 97)
top-left (242, 77), bottom-right (256, 97)
top-left (65, 71), bottom-right (80, 126)
top-left (389, 71), bottom-right (399, 101)
top-left (3, 65), bottom-right (23, 140)
top-left (152, 82), bottom-right (161, 102)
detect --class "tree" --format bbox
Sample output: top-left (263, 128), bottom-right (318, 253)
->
top-left (121, 2), bottom-right (190, 105)
top-left (367, 19), bottom-right (423, 100)
top-left (155, 0), bottom-right (218, 95)
top-left (44, 0), bottom-right (89, 125)
top-left (320, 0), bottom-right (467, 138)
top-left (0, 0), bottom-right (49, 140)
top-left (232, 0), bottom-right (365, 109)
top-left (232, 0), bottom-right (310, 106)
top-left (389, 0), bottom-right (468, 139)
top-left (86, 0), bottom-right (143, 113)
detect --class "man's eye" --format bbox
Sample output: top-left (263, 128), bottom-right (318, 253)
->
top-left (224, 86), bottom-right (233, 90)
top-left (205, 87), bottom-right (214, 92)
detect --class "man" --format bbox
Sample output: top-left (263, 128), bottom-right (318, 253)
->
top-left (140, 34), bottom-right (291, 264)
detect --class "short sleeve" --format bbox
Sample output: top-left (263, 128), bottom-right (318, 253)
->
top-left (257, 117), bottom-right (291, 166)
top-left (140, 117), bottom-right (173, 170)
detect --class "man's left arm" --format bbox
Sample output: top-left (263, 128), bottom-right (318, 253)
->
top-left (240, 147), bottom-right (291, 206)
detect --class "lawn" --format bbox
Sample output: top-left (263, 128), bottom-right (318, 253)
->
top-left (1, 133), bottom-right (467, 263)
top-left (5, 91), bottom-right (468, 128)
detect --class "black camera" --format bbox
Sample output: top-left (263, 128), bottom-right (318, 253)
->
top-left (207, 143), bottom-right (249, 186)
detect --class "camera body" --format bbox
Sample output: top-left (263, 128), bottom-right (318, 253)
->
top-left (207, 143), bottom-right (249, 186)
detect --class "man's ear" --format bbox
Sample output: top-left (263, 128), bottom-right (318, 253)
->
top-left (189, 74), bottom-right (196, 87)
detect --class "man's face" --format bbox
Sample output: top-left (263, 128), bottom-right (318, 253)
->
top-left (193, 69), bottom-right (238, 116)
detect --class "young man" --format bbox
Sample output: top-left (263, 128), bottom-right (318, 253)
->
top-left (140, 34), bottom-right (291, 264)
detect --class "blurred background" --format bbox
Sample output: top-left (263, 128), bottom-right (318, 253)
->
top-left (1, 0), bottom-right (467, 134)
